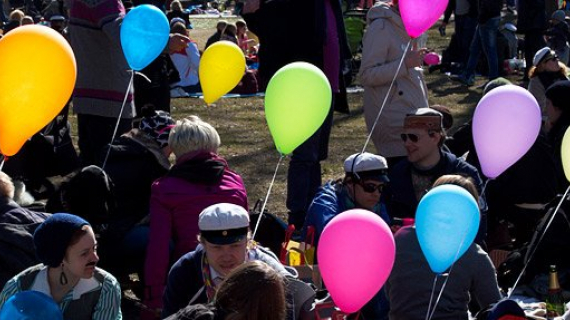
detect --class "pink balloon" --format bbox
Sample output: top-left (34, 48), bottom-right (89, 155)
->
top-left (317, 209), bottom-right (395, 313)
top-left (473, 85), bottom-right (541, 179)
top-left (423, 52), bottom-right (440, 65)
top-left (400, 0), bottom-right (449, 38)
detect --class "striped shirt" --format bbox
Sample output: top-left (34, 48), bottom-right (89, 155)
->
top-left (0, 265), bottom-right (122, 320)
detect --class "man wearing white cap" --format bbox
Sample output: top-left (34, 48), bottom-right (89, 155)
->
top-left (302, 152), bottom-right (390, 247)
top-left (302, 152), bottom-right (391, 319)
top-left (161, 203), bottom-right (313, 320)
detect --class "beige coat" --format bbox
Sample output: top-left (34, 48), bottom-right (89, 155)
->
top-left (359, 3), bottom-right (429, 158)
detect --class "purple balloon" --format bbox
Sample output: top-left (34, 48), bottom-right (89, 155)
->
top-left (473, 85), bottom-right (541, 179)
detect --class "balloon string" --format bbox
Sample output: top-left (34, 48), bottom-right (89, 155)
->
top-left (424, 275), bottom-right (439, 320)
top-left (102, 71), bottom-right (134, 171)
top-left (427, 273), bottom-right (450, 320)
top-left (507, 185), bottom-right (570, 298)
top-left (426, 226), bottom-right (469, 320)
top-left (252, 154), bottom-right (285, 240)
top-left (0, 156), bottom-right (4, 172)
top-left (361, 39), bottom-right (412, 153)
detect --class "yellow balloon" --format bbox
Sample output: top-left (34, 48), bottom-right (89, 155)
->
top-left (561, 127), bottom-right (570, 182)
top-left (199, 41), bottom-right (245, 105)
top-left (0, 25), bottom-right (76, 156)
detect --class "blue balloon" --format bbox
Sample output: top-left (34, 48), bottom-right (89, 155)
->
top-left (0, 291), bottom-right (63, 320)
top-left (120, 5), bottom-right (169, 71)
top-left (416, 184), bottom-right (480, 273)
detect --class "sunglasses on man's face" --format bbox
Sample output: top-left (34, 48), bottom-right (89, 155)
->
top-left (359, 182), bottom-right (385, 193)
top-left (545, 55), bottom-right (559, 63)
top-left (400, 133), bottom-right (421, 143)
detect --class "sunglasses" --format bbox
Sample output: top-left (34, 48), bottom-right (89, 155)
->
top-left (360, 182), bottom-right (385, 193)
top-left (400, 133), bottom-right (421, 143)
top-left (545, 55), bottom-right (559, 63)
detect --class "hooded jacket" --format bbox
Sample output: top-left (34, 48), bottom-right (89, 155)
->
top-left (144, 151), bottom-right (248, 307)
top-left (359, 3), bottom-right (429, 158)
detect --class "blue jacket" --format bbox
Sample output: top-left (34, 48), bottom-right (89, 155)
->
top-left (302, 181), bottom-right (390, 246)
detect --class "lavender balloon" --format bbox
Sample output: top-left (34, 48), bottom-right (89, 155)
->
top-left (473, 85), bottom-right (541, 179)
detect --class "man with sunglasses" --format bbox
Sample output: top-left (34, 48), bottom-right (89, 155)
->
top-left (302, 152), bottom-right (390, 247)
top-left (386, 108), bottom-right (483, 226)
top-left (301, 152), bottom-right (391, 319)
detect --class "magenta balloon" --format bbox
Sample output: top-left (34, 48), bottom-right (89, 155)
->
top-left (400, 0), bottom-right (449, 38)
top-left (473, 85), bottom-right (541, 179)
top-left (317, 209), bottom-right (395, 313)
top-left (423, 52), bottom-right (440, 65)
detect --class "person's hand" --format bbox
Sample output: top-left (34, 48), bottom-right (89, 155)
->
top-left (404, 49), bottom-right (425, 68)
top-left (242, 0), bottom-right (260, 14)
top-left (168, 33), bottom-right (190, 53)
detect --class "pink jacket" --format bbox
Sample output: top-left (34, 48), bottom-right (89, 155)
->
top-left (144, 151), bottom-right (248, 301)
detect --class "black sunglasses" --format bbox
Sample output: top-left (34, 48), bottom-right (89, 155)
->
top-left (545, 55), bottom-right (559, 62)
top-left (400, 133), bottom-right (421, 143)
top-left (360, 182), bottom-right (385, 193)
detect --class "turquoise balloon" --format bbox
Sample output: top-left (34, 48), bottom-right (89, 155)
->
top-left (416, 185), bottom-right (480, 273)
top-left (0, 291), bottom-right (63, 320)
top-left (120, 5), bottom-right (169, 71)
top-left (265, 62), bottom-right (332, 155)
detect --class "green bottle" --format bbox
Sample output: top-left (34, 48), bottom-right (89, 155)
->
top-left (546, 265), bottom-right (566, 320)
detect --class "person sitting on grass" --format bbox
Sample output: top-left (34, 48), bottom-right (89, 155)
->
top-left (161, 203), bottom-right (314, 320)
top-left (0, 213), bottom-right (122, 320)
top-left (164, 261), bottom-right (286, 320)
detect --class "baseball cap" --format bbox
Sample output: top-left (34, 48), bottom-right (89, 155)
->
top-left (199, 203), bottom-right (250, 245)
top-left (344, 152), bottom-right (389, 183)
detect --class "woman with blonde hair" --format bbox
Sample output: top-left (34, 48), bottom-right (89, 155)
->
top-left (143, 116), bottom-right (248, 318)
top-left (528, 47), bottom-right (569, 113)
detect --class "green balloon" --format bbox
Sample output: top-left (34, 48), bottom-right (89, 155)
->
top-left (265, 62), bottom-right (332, 155)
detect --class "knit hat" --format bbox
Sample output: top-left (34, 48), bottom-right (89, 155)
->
top-left (33, 213), bottom-right (90, 267)
top-left (483, 77), bottom-right (512, 96)
top-left (199, 203), bottom-right (250, 245)
top-left (533, 47), bottom-right (556, 66)
top-left (552, 10), bottom-right (566, 23)
top-left (138, 105), bottom-right (175, 148)
top-left (545, 80), bottom-right (570, 109)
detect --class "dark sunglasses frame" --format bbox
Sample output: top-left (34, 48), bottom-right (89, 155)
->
top-left (400, 133), bottom-right (420, 143)
top-left (545, 55), bottom-right (559, 63)
top-left (360, 182), bottom-right (385, 193)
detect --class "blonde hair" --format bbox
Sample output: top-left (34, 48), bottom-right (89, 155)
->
top-left (529, 61), bottom-right (568, 78)
top-left (170, 0), bottom-right (182, 11)
top-left (0, 172), bottom-right (15, 200)
top-left (432, 174), bottom-right (479, 201)
top-left (168, 116), bottom-right (221, 158)
top-left (9, 9), bottom-right (25, 21)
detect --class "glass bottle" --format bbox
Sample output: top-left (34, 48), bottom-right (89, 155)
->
top-left (546, 265), bottom-right (566, 320)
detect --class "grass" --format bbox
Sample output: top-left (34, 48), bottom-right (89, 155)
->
top-left (70, 16), bottom-right (522, 221)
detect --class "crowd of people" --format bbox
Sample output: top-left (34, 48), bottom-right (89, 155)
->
top-left (1, 0), bottom-right (570, 319)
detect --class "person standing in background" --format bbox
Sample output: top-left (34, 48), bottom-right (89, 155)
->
top-left (67, 0), bottom-right (134, 166)
top-left (241, 0), bottom-right (351, 230)
top-left (517, 0), bottom-right (547, 82)
top-left (359, 0), bottom-right (428, 167)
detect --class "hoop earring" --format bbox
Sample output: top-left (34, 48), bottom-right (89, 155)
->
top-left (60, 264), bottom-right (68, 286)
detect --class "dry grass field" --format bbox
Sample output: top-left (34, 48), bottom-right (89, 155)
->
top-left (67, 16), bottom-right (521, 220)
